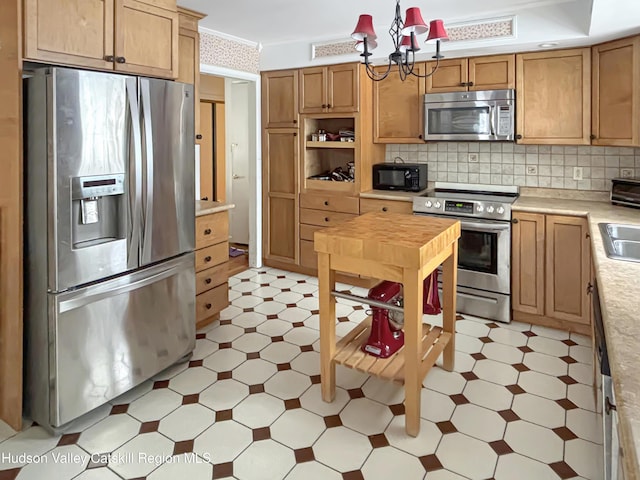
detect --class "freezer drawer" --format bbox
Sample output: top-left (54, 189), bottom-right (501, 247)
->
top-left (46, 254), bottom-right (195, 427)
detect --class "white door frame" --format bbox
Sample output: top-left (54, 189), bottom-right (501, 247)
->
top-left (199, 64), bottom-right (262, 269)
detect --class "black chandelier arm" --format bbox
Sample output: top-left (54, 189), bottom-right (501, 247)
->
top-left (363, 57), bottom-right (393, 82)
top-left (408, 54), bottom-right (441, 79)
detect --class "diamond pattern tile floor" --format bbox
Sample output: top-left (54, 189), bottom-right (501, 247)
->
top-left (0, 267), bottom-right (602, 479)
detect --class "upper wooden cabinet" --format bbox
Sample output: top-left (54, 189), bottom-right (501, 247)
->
top-left (262, 70), bottom-right (299, 129)
top-left (177, 7), bottom-right (205, 140)
top-left (23, 0), bottom-right (178, 79)
top-left (425, 55), bottom-right (515, 93)
top-left (592, 36), bottom-right (640, 146)
top-left (516, 48), bottom-right (591, 145)
top-left (373, 63), bottom-right (426, 143)
top-left (299, 63), bottom-right (359, 113)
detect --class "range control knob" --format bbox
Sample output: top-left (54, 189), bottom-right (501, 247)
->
top-left (434, 201), bottom-right (442, 209)
top-left (486, 205), bottom-right (495, 214)
top-left (425, 201), bottom-right (433, 208)
top-left (497, 206), bottom-right (505, 215)
top-left (476, 204), bottom-right (484, 212)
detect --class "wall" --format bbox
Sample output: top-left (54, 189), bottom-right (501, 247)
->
top-left (385, 143), bottom-right (640, 191)
top-left (200, 30), bottom-right (260, 75)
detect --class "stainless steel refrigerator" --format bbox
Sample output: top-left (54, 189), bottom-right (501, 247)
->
top-left (24, 67), bottom-right (196, 431)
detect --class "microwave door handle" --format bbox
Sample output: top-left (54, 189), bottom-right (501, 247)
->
top-left (489, 105), bottom-right (496, 137)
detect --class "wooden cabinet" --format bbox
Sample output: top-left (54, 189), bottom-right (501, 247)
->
top-left (592, 36), bottom-right (640, 146)
top-left (299, 63), bottom-right (359, 113)
top-left (359, 198), bottom-right (413, 215)
top-left (262, 70), bottom-right (299, 129)
top-left (263, 129), bottom-right (299, 264)
top-left (373, 63), bottom-right (426, 143)
top-left (194, 211), bottom-right (230, 329)
top-left (516, 48), bottom-right (591, 144)
top-left (177, 7), bottom-right (205, 142)
top-left (24, 0), bottom-right (178, 78)
top-left (512, 212), bottom-right (591, 333)
top-left (425, 55), bottom-right (515, 93)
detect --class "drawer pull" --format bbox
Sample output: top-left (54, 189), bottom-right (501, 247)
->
top-left (205, 278), bottom-right (212, 284)
top-left (324, 217), bottom-right (329, 222)
top-left (205, 303), bottom-right (212, 310)
top-left (324, 201), bottom-right (329, 206)
top-left (205, 256), bottom-right (212, 262)
top-left (382, 207), bottom-right (388, 212)
top-left (204, 228), bottom-right (212, 235)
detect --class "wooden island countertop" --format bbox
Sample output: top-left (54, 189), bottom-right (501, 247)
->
top-left (314, 212), bottom-right (461, 436)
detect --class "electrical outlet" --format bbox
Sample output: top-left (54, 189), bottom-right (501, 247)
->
top-left (573, 167), bottom-right (583, 181)
top-left (621, 168), bottom-right (634, 178)
top-left (468, 153), bottom-right (479, 163)
top-left (526, 166), bottom-right (538, 175)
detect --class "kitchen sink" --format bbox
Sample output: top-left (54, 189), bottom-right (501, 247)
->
top-left (599, 223), bottom-right (640, 262)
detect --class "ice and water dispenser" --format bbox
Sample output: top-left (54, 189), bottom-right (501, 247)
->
top-left (71, 174), bottom-right (126, 249)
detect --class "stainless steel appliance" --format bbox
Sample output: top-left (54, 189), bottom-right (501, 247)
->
top-left (611, 177), bottom-right (640, 208)
top-left (412, 182), bottom-right (518, 322)
top-left (593, 281), bottom-right (622, 480)
top-left (24, 67), bottom-right (196, 431)
top-left (372, 162), bottom-right (428, 192)
top-left (423, 89), bottom-right (515, 142)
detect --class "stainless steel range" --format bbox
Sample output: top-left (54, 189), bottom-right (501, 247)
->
top-left (412, 182), bottom-right (519, 323)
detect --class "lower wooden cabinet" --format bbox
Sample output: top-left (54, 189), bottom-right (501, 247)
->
top-left (195, 211), bottom-right (230, 328)
top-left (512, 211), bottom-right (592, 333)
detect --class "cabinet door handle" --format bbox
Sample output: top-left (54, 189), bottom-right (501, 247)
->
top-left (382, 207), bottom-right (388, 212)
top-left (418, 134), bottom-right (423, 140)
top-left (201, 196), bottom-right (209, 201)
top-left (327, 104), bottom-right (332, 108)
top-left (196, 134), bottom-right (203, 140)
top-left (204, 256), bottom-right (212, 262)
top-left (467, 82), bottom-right (474, 87)
top-left (324, 201), bottom-right (329, 206)
top-left (293, 132), bottom-right (297, 137)
top-left (511, 218), bottom-right (519, 224)
top-left (590, 134), bottom-right (596, 140)
top-left (204, 228), bottom-right (212, 235)
top-left (321, 104), bottom-right (327, 109)
top-left (116, 57), bottom-right (126, 64)
top-left (293, 119), bottom-right (297, 124)
top-left (586, 282), bottom-right (594, 294)
top-left (104, 55), bottom-right (115, 62)
top-left (515, 134), bottom-right (523, 140)
top-left (324, 217), bottom-right (329, 222)
top-left (205, 303), bottom-right (212, 310)
top-left (205, 278), bottom-right (212, 284)
top-left (460, 82), bottom-right (467, 86)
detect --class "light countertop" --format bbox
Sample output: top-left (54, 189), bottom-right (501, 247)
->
top-left (513, 194), bottom-right (640, 480)
top-left (196, 200), bottom-right (235, 217)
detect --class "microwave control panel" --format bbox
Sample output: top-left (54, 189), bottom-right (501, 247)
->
top-left (497, 106), bottom-right (512, 136)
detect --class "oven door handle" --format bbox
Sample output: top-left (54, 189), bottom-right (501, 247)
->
top-left (460, 220), bottom-right (510, 231)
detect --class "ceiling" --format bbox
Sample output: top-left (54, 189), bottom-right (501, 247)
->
top-left (179, 0), bottom-right (640, 69)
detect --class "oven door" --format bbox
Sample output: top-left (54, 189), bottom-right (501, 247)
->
top-left (456, 217), bottom-right (511, 294)
top-left (424, 100), bottom-right (513, 141)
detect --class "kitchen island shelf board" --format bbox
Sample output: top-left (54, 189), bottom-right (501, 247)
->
top-left (315, 212), bottom-right (460, 436)
top-left (334, 317), bottom-right (451, 384)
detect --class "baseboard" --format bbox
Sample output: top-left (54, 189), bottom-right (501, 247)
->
top-left (512, 310), bottom-right (591, 337)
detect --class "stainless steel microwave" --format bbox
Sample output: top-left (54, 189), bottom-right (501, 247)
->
top-left (423, 89), bottom-right (515, 141)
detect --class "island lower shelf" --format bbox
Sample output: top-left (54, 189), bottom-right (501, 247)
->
top-left (334, 317), bottom-right (452, 385)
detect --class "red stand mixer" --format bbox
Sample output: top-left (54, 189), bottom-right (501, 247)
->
top-left (362, 271), bottom-right (441, 359)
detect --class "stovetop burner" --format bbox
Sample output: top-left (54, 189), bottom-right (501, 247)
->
top-left (412, 182), bottom-right (519, 221)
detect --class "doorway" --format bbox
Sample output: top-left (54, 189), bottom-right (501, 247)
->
top-left (199, 65), bottom-right (262, 269)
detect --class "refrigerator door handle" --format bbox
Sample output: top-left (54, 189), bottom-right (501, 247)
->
top-left (126, 78), bottom-right (143, 269)
top-left (140, 79), bottom-right (154, 264)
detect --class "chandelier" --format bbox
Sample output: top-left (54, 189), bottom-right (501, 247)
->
top-left (351, 0), bottom-right (449, 81)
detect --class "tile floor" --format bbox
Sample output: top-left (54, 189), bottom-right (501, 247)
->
top-left (0, 267), bottom-right (603, 480)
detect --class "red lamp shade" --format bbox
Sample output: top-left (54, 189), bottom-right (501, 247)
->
top-left (402, 7), bottom-right (428, 35)
top-left (355, 39), bottom-right (378, 52)
top-left (399, 35), bottom-right (420, 53)
top-left (426, 19), bottom-right (449, 42)
top-left (352, 14), bottom-right (377, 41)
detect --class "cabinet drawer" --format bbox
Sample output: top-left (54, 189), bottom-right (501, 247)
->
top-left (196, 213), bottom-right (229, 249)
top-left (300, 224), bottom-right (323, 242)
top-left (300, 240), bottom-right (317, 269)
top-left (299, 208), bottom-right (358, 227)
top-left (195, 242), bottom-right (228, 272)
top-left (359, 198), bottom-right (413, 215)
top-left (196, 263), bottom-right (228, 295)
top-left (196, 283), bottom-right (228, 323)
top-left (300, 193), bottom-right (359, 214)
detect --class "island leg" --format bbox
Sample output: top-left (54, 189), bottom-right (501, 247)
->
top-left (403, 267), bottom-right (423, 436)
top-left (442, 241), bottom-right (458, 372)
top-left (318, 252), bottom-right (336, 402)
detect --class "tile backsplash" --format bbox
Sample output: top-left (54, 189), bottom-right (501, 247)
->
top-left (385, 143), bottom-right (640, 191)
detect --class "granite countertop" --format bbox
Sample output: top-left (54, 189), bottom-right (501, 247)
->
top-left (513, 194), bottom-right (640, 480)
top-left (195, 200), bottom-right (235, 216)
top-left (359, 189), bottom-right (430, 202)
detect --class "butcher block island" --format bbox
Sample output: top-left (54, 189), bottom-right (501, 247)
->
top-left (314, 212), bottom-right (461, 436)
